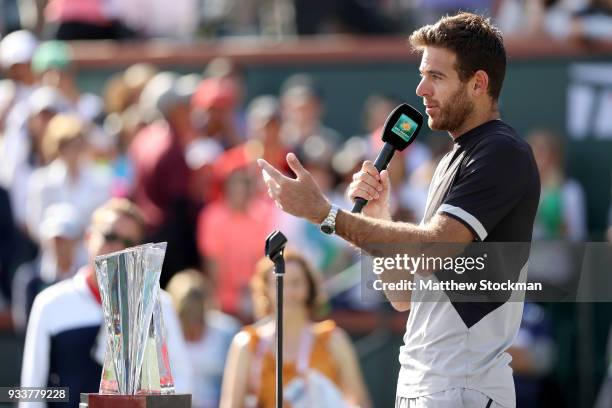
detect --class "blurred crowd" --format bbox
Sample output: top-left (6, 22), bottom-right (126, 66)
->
top-left (1, 0), bottom-right (612, 41)
top-left (0, 18), bottom-right (611, 408)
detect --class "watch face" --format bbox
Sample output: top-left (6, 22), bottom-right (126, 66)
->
top-left (320, 224), bottom-right (334, 235)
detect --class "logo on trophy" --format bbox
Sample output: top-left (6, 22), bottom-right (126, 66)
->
top-left (80, 243), bottom-right (191, 407)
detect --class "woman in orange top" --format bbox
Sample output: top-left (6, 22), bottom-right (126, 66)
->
top-left (220, 250), bottom-right (371, 408)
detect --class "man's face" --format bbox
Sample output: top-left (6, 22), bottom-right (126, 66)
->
top-left (283, 94), bottom-right (321, 127)
top-left (86, 212), bottom-right (143, 261)
top-left (416, 47), bottom-right (475, 133)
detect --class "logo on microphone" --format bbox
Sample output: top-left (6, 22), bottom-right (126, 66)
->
top-left (391, 113), bottom-right (418, 142)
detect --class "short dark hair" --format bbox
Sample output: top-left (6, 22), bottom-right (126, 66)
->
top-left (409, 12), bottom-right (506, 100)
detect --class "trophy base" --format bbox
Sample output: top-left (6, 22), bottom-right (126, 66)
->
top-left (80, 393), bottom-right (191, 408)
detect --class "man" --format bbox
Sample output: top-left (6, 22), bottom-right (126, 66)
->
top-left (12, 203), bottom-right (83, 333)
top-left (258, 12), bottom-right (540, 408)
top-left (279, 73), bottom-right (342, 155)
top-left (130, 72), bottom-right (200, 284)
top-left (20, 198), bottom-right (192, 408)
top-left (0, 29), bottom-right (38, 134)
top-left (191, 76), bottom-right (243, 149)
top-left (0, 30), bottom-right (39, 191)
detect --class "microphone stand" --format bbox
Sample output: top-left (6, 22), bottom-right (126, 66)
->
top-left (265, 231), bottom-right (288, 408)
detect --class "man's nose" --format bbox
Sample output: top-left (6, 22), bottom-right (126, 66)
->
top-left (416, 78), bottom-right (430, 98)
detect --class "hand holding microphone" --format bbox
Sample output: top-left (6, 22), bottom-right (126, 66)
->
top-left (347, 161), bottom-right (392, 219)
top-left (350, 103), bottom-right (423, 214)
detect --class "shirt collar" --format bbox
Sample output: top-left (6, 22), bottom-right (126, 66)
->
top-left (453, 119), bottom-right (502, 148)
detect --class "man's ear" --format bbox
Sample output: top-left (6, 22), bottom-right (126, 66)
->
top-left (472, 70), bottom-right (489, 97)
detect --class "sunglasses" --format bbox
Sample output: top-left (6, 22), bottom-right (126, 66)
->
top-left (101, 231), bottom-right (139, 248)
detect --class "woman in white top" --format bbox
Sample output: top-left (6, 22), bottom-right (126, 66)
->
top-left (25, 114), bottom-right (111, 243)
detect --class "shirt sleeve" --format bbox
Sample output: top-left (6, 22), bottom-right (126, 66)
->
top-left (19, 294), bottom-right (50, 408)
top-left (438, 138), bottom-right (533, 241)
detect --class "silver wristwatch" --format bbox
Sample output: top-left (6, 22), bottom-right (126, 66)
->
top-left (320, 204), bottom-right (339, 235)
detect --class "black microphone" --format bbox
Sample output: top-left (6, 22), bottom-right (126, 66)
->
top-left (264, 230), bottom-right (287, 408)
top-left (351, 103), bottom-right (423, 213)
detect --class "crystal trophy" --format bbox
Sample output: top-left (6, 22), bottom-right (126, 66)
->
top-left (94, 242), bottom-right (175, 395)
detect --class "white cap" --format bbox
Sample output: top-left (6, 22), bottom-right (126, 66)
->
top-left (28, 86), bottom-right (71, 116)
top-left (0, 30), bottom-right (38, 69)
top-left (139, 72), bottom-right (195, 120)
top-left (39, 203), bottom-right (83, 241)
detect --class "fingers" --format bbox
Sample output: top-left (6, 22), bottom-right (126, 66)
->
top-left (380, 169), bottom-right (390, 192)
top-left (286, 153), bottom-right (308, 179)
top-left (362, 160), bottom-right (380, 180)
top-left (352, 161), bottom-right (383, 193)
top-left (349, 185), bottom-right (379, 202)
top-left (349, 177), bottom-right (380, 199)
top-left (257, 159), bottom-right (287, 184)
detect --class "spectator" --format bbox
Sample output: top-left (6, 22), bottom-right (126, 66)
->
top-left (191, 76), bottom-right (244, 149)
top-left (25, 114), bottom-right (111, 243)
top-left (220, 250), bottom-right (371, 408)
top-left (528, 129), bottom-right (587, 241)
top-left (2, 86), bottom-right (70, 228)
top-left (244, 95), bottom-right (288, 176)
top-left (103, 63), bottom-right (157, 115)
top-left (20, 198), bottom-right (192, 408)
top-left (203, 58), bottom-right (247, 133)
top-left (0, 87), bottom-right (69, 292)
top-left (32, 41), bottom-right (104, 121)
top-left (525, 130), bottom-right (586, 297)
top-left (130, 72), bottom-right (201, 283)
top-left (99, 111), bottom-right (137, 197)
top-left (196, 157), bottom-right (274, 319)
top-left (11, 203), bottom-right (82, 333)
top-left (0, 29), bottom-right (38, 134)
top-left (194, 94), bottom-right (284, 204)
top-left (99, 64), bottom-right (157, 198)
top-left (166, 269), bottom-right (240, 408)
top-left (280, 74), bottom-right (342, 154)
